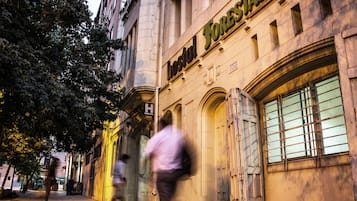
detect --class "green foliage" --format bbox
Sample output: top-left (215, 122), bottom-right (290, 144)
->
top-left (0, 129), bottom-right (44, 190)
top-left (0, 0), bottom-right (125, 152)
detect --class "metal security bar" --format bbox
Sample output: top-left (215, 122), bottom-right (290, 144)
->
top-left (264, 75), bottom-right (348, 163)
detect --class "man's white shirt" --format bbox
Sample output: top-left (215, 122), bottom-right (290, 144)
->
top-left (144, 125), bottom-right (185, 172)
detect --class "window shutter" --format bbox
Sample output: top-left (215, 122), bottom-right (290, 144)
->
top-left (335, 28), bottom-right (357, 201)
top-left (226, 88), bottom-right (264, 201)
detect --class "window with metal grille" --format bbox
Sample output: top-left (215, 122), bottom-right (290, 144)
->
top-left (264, 75), bottom-right (348, 163)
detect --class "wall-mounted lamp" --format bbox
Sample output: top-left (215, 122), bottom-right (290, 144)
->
top-left (198, 57), bottom-right (204, 67)
top-left (244, 19), bottom-right (251, 31)
top-left (278, 0), bottom-right (286, 5)
top-left (181, 72), bottom-right (186, 80)
top-left (218, 41), bottom-right (224, 52)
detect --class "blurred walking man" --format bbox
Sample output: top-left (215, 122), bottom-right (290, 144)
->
top-left (144, 112), bottom-right (186, 201)
top-left (112, 154), bottom-right (130, 201)
top-left (45, 157), bottom-right (59, 201)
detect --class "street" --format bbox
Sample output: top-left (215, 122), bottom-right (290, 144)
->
top-left (1, 190), bottom-right (95, 201)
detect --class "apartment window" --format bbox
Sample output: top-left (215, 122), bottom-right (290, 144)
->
top-left (251, 34), bottom-right (259, 60)
top-left (264, 75), bottom-right (348, 163)
top-left (174, 0), bottom-right (181, 39)
top-left (120, 25), bottom-right (137, 75)
top-left (182, 0), bottom-right (192, 34)
top-left (291, 4), bottom-right (303, 35)
top-left (270, 20), bottom-right (279, 48)
top-left (129, 25), bottom-right (137, 72)
top-left (319, 0), bottom-right (332, 18)
top-left (120, 40), bottom-right (127, 73)
top-left (126, 34), bottom-right (131, 71)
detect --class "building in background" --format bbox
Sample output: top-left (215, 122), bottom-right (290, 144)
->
top-left (64, 153), bottom-right (84, 193)
top-left (158, 0), bottom-right (357, 201)
top-left (82, 0), bottom-right (161, 201)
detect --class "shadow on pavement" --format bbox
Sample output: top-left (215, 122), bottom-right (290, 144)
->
top-left (1, 190), bottom-right (95, 201)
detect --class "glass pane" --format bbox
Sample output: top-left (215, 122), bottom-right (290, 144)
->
top-left (250, 122), bottom-right (259, 167)
top-left (241, 94), bottom-right (256, 116)
top-left (243, 120), bottom-right (259, 167)
top-left (316, 76), bottom-right (349, 154)
top-left (248, 98), bottom-right (256, 116)
top-left (243, 120), bottom-right (250, 167)
top-left (282, 92), bottom-right (306, 159)
top-left (284, 128), bottom-right (306, 158)
top-left (265, 100), bottom-right (282, 163)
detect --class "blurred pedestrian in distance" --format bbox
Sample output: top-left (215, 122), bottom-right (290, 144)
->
top-left (112, 153), bottom-right (130, 201)
top-left (45, 157), bottom-right (59, 201)
top-left (66, 178), bottom-right (74, 195)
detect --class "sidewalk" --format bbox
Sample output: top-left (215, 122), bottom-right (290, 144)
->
top-left (1, 190), bottom-right (96, 201)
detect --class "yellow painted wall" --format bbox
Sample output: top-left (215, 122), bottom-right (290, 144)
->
top-left (265, 165), bottom-right (354, 201)
top-left (91, 119), bottom-right (120, 201)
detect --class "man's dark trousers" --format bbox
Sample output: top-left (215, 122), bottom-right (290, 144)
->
top-left (156, 170), bottom-right (185, 201)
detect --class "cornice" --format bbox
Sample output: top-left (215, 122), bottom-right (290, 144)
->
top-left (120, 86), bottom-right (155, 113)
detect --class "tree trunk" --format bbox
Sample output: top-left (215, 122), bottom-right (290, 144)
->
top-left (23, 171), bottom-right (35, 193)
top-left (0, 164), bottom-right (11, 198)
top-left (10, 169), bottom-right (15, 191)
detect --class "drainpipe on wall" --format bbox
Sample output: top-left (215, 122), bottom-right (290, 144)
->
top-left (155, 0), bottom-right (165, 135)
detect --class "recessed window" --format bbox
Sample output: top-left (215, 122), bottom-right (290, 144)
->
top-left (264, 75), bottom-right (348, 163)
top-left (291, 4), bottom-right (303, 35)
top-left (251, 34), bottom-right (259, 60)
top-left (120, 40), bottom-right (128, 73)
top-left (183, 0), bottom-right (192, 33)
top-left (126, 34), bottom-right (131, 71)
top-left (174, 0), bottom-right (181, 39)
top-left (120, 24), bottom-right (137, 75)
top-left (270, 20), bottom-right (279, 48)
top-left (319, 0), bottom-right (332, 18)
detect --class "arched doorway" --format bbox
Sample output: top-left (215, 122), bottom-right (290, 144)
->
top-left (200, 88), bottom-right (229, 201)
top-left (174, 104), bottom-right (182, 129)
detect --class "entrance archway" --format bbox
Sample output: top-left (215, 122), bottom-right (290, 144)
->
top-left (200, 88), bottom-right (229, 201)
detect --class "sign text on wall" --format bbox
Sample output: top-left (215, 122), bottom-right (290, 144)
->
top-left (167, 36), bottom-right (197, 80)
top-left (203, 0), bottom-right (265, 50)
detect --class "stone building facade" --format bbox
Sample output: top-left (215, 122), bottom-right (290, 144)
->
top-left (158, 0), bottom-right (357, 201)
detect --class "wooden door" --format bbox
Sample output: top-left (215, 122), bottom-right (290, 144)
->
top-left (215, 102), bottom-right (230, 201)
top-left (226, 88), bottom-right (263, 201)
